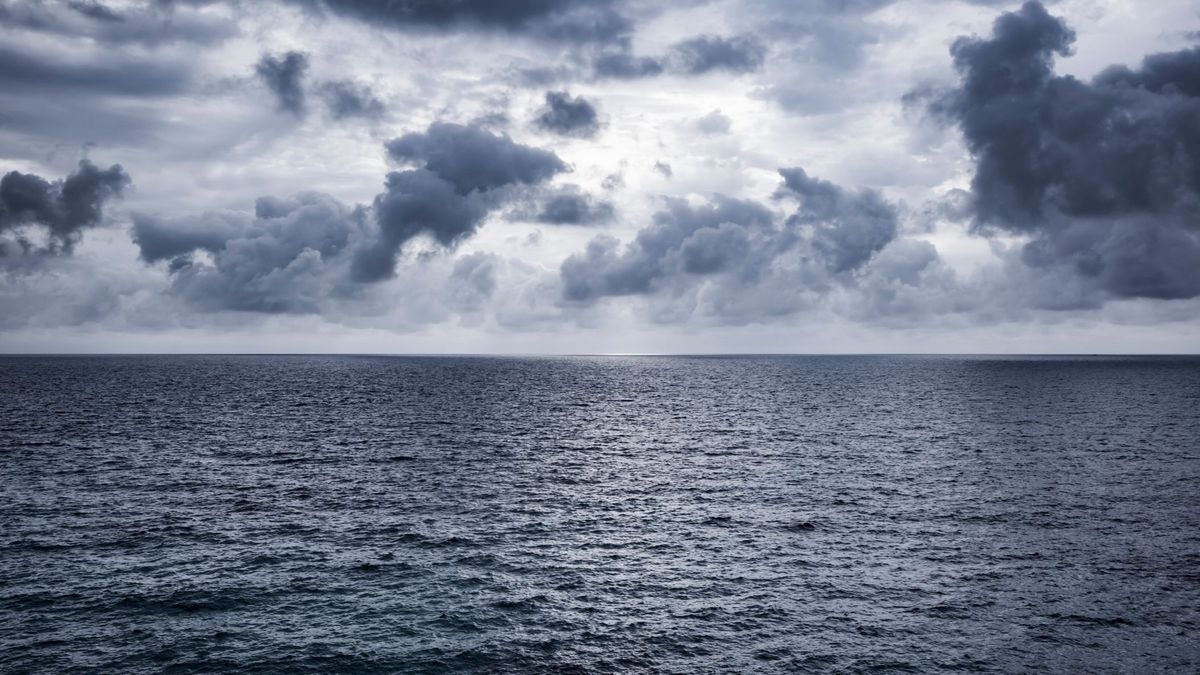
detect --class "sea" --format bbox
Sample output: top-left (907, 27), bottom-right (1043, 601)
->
top-left (1, 355), bottom-right (1198, 673)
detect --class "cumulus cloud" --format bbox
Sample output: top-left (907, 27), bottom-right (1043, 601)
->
top-left (777, 167), bottom-right (897, 274)
top-left (132, 192), bottom-right (361, 313)
top-left (534, 91), bottom-right (600, 138)
top-left (1, 160), bottom-right (131, 257)
top-left (355, 122), bottom-right (570, 281)
top-left (933, 0), bottom-right (1200, 302)
top-left (256, 51), bottom-right (309, 115)
top-left (558, 168), bottom-right (906, 324)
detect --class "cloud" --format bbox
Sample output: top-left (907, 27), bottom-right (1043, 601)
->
top-left (585, 33), bottom-right (766, 81)
top-left (0, 44), bottom-right (193, 98)
top-left (351, 169), bottom-right (489, 282)
top-left (0, 0), bottom-right (237, 47)
top-left (256, 51), bottom-right (309, 115)
top-left (1, 160), bottom-right (131, 256)
top-left (653, 161), bottom-right (673, 178)
top-left (777, 167), bottom-right (898, 274)
top-left (560, 194), bottom-right (776, 302)
top-left (285, 0), bottom-right (630, 44)
top-left (558, 168), bottom-right (903, 325)
top-left (358, 123), bottom-right (569, 281)
top-left (534, 91), bottom-right (600, 138)
top-left (529, 185), bottom-right (614, 225)
top-left (131, 210), bottom-right (252, 263)
top-left (317, 80), bottom-right (385, 120)
top-left (695, 109), bottom-right (731, 135)
top-left (385, 122), bottom-right (568, 195)
top-left (589, 40), bottom-right (667, 79)
top-left (667, 34), bottom-right (767, 75)
top-left (934, 0), bottom-right (1200, 302)
top-left (133, 192), bottom-right (362, 313)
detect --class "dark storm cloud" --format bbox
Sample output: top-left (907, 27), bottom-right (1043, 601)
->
top-left (355, 123), bottom-right (569, 281)
top-left (935, 0), bottom-right (1200, 301)
top-left (317, 80), bottom-right (385, 120)
top-left (285, 0), bottom-right (630, 43)
top-left (560, 168), bottom-right (899, 310)
top-left (534, 91), bottom-right (600, 138)
top-left (255, 51), bottom-right (309, 115)
top-left (351, 169), bottom-right (489, 282)
top-left (385, 122), bottom-right (567, 195)
top-left (0, 160), bottom-right (131, 256)
top-left (667, 35), bottom-right (766, 75)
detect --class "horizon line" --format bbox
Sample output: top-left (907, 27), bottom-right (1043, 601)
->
top-left (1, 352), bottom-right (1198, 358)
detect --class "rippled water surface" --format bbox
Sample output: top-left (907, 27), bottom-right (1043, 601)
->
top-left (2, 355), bottom-right (1198, 673)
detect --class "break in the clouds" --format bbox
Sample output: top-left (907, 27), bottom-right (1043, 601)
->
top-left (1, 0), bottom-right (1199, 352)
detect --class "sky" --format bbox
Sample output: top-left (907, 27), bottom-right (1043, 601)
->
top-left (1, 0), bottom-right (1198, 354)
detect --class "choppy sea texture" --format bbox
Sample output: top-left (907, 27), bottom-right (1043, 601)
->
top-left (1, 355), bottom-right (1198, 673)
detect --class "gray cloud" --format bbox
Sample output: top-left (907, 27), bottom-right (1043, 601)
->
top-left (668, 34), bottom-right (766, 75)
top-left (385, 122), bottom-right (568, 195)
top-left (532, 185), bottom-right (614, 225)
top-left (0, 44), bottom-right (193, 98)
top-left (0, 0), bottom-right (237, 47)
top-left (560, 194), bottom-right (776, 302)
top-left (317, 80), bottom-right (385, 120)
top-left (131, 210), bottom-right (251, 263)
top-left (1, 160), bottom-right (131, 256)
top-left (134, 192), bottom-right (362, 313)
top-left (351, 169), bottom-right (489, 282)
top-left (534, 91), bottom-right (600, 138)
top-left (590, 40), bottom-right (667, 79)
top-left (777, 167), bottom-right (897, 274)
top-left (695, 109), bottom-right (731, 135)
top-left (256, 51), bottom-right (309, 115)
top-left (285, 0), bottom-right (630, 44)
top-left (130, 122), bottom-right (572, 299)
top-left (360, 123), bottom-right (569, 281)
top-left (560, 168), bottom-right (900, 321)
top-left (586, 33), bottom-right (766, 81)
top-left (934, 0), bottom-right (1200, 302)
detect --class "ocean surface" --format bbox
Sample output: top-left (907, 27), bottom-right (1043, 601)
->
top-left (1, 355), bottom-right (1198, 673)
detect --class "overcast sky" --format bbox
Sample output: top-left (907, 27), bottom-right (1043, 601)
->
top-left (1, 0), bottom-right (1198, 353)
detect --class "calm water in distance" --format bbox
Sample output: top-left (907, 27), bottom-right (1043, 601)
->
top-left (2, 355), bottom-right (1198, 673)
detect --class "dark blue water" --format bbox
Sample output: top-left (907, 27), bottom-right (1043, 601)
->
top-left (1, 355), bottom-right (1198, 673)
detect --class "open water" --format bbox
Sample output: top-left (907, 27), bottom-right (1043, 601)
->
top-left (1, 355), bottom-right (1198, 673)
